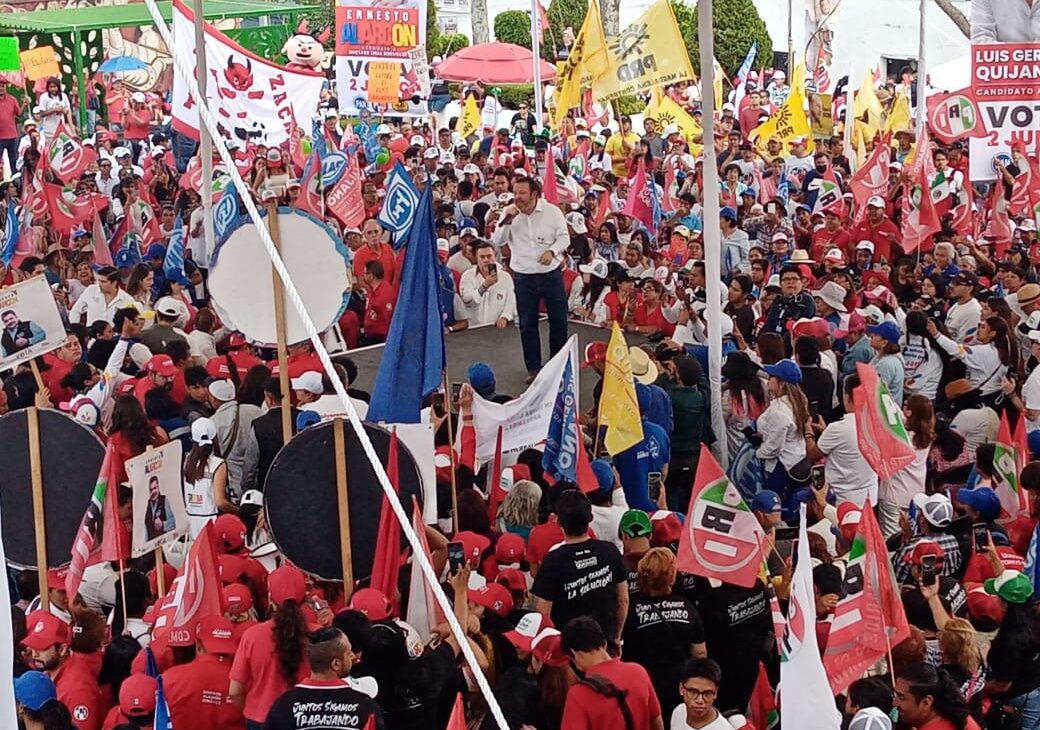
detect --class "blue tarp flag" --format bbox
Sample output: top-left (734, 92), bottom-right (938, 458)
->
top-left (1, 198), bottom-right (18, 266)
top-left (213, 182), bottom-right (239, 243)
top-left (144, 647), bottom-right (173, 729)
top-left (378, 161), bottom-right (420, 246)
top-left (311, 117), bottom-right (329, 160)
top-left (777, 170), bottom-right (790, 207)
top-left (1026, 522), bottom-right (1040, 598)
top-left (162, 216), bottom-right (186, 284)
top-left (542, 358), bottom-right (580, 483)
top-left (367, 184), bottom-right (445, 424)
top-left (734, 42), bottom-right (758, 86)
top-left (649, 171), bottom-right (662, 235)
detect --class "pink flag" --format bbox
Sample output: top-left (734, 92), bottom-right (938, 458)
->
top-left (623, 158), bottom-right (655, 232)
top-left (849, 132), bottom-right (892, 224)
top-left (900, 144), bottom-right (941, 253)
top-left (92, 208), bottom-right (114, 267)
top-left (853, 363), bottom-right (915, 479)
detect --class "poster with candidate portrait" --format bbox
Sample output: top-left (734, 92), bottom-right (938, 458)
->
top-left (0, 276), bottom-right (67, 372)
top-left (127, 441), bottom-right (187, 557)
top-left (968, 2), bottom-right (1040, 179)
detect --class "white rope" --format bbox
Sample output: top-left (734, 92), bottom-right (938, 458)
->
top-left (139, 5), bottom-right (510, 727)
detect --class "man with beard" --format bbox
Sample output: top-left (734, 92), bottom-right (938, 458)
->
top-left (134, 353), bottom-right (177, 409)
top-left (21, 611), bottom-right (103, 730)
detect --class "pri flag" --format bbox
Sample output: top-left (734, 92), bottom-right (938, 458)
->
top-left (848, 133), bottom-right (892, 223)
top-left (598, 323), bottom-right (644, 455)
top-left (823, 507), bottom-right (910, 693)
top-left (926, 89), bottom-right (984, 144)
top-left (151, 521), bottom-right (225, 643)
top-left (405, 495), bottom-right (445, 638)
top-left (779, 508), bottom-right (843, 729)
top-left (170, 0), bottom-right (323, 145)
top-left (370, 428), bottom-right (403, 610)
top-left (46, 122), bottom-right (97, 183)
top-left (900, 136), bottom-right (942, 253)
top-left (994, 411), bottom-right (1023, 519)
top-left (676, 445), bottom-right (768, 588)
top-left (42, 183), bottom-right (96, 235)
top-left (852, 363), bottom-right (915, 480)
top-left (623, 158), bottom-right (656, 233)
top-left (542, 354), bottom-right (598, 492)
top-left (66, 444), bottom-right (118, 603)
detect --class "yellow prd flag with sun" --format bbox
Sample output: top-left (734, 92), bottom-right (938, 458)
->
top-left (883, 91), bottom-right (911, 136)
top-left (598, 323), bottom-right (644, 456)
top-left (459, 94), bottom-right (482, 139)
top-left (647, 95), bottom-right (702, 149)
top-left (553, 0), bottom-right (610, 125)
top-left (750, 60), bottom-right (814, 156)
top-left (852, 69), bottom-right (884, 140)
top-left (592, 0), bottom-right (696, 101)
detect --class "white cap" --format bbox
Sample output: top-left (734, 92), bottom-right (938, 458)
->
top-left (579, 259), bottom-right (609, 279)
top-left (855, 304), bottom-right (884, 324)
top-left (150, 145), bottom-right (166, 157)
top-left (848, 708), bottom-right (892, 730)
top-left (593, 135), bottom-right (606, 145)
top-left (154, 296), bottom-right (181, 318)
top-left (856, 240), bottom-right (875, 253)
top-left (437, 237), bottom-right (450, 255)
top-left (131, 91), bottom-right (146, 103)
top-left (912, 492), bottom-right (954, 527)
top-left (1021, 219), bottom-right (1037, 232)
top-left (323, 108), bottom-right (338, 119)
top-left (290, 370), bottom-right (324, 395)
top-left (460, 226), bottom-right (478, 238)
top-left (497, 192), bottom-right (514, 204)
top-left (589, 159), bottom-right (604, 171)
top-left (463, 163), bottom-right (480, 175)
top-left (662, 124), bottom-right (680, 137)
top-left (240, 489), bottom-right (264, 507)
top-left (565, 211), bottom-right (588, 234)
top-left (376, 123), bottom-right (392, 135)
top-left (424, 147), bottom-right (440, 159)
top-left (722, 102), bottom-right (736, 112)
top-left (575, 128), bottom-right (590, 138)
top-left (191, 417), bottom-right (217, 445)
top-left (114, 147), bottom-right (132, 158)
top-left (866, 195), bottom-right (886, 208)
top-left (207, 379), bottom-right (236, 402)
top-left (409, 134), bottom-right (426, 147)
top-left (439, 151), bottom-right (455, 165)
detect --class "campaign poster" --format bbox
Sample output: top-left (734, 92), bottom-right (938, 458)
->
top-left (127, 441), bottom-right (187, 558)
top-left (0, 276), bottom-right (67, 372)
top-left (968, 2), bottom-right (1040, 180)
top-left (334, 0), bottom-right (430, 117)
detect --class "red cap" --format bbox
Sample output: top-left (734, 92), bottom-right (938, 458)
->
top-left (966, 585), bottom-right (1005, 626)
top-left (268, 565), bottom-right (307, 605)
top-left (467, 583), bottom-right (514, 617)
top-left (525, 521), bottom-right (565, 566)
top-left (217, 554), bottom-right (247, 585)
top-left (434, 445), bottom-right (453, 483)
top-left (786, 317), bottom-right (831, 339)
top-left (581, 341), bottom-right (607, 368)
top-left (147, 563), bottom-right (177, 597)
top-left (495, 533), bottom-right (526, 565)
top-left (223, 582), bottom-right (254, 613)
top-left (207, 359), bottom-right (232, 379)
top-left (904, 540), bottom-right (945, 566)
top-left (119, 674), bottom-right (158, 717)
top-left (226, 332), bottom-right (247, 349)
top-left (46, 566), bottom-right (69, 589)
top-left (454, 531), bottom-right (491, 565)
top-left (836, 502), bottom-right (862, 543)
top-left (495, 568), bottom-right (527, 593)
top-left (530, 628), bottom-right (569, 667)
top-left (503, 612), bottom-right (553, 652)
top-left (22, 610), bottom-right (70, 650)
top-left (650, 511), bottom-right (683, 547)
top-left (197, 615), bottom-right (239, 655)
top-left (144, 354), bottom-right (178, 377)
top-left (214, 514), bottom-right (247, 553)
top-left (349, 588), bottom-right (393, 621)
top-left (166, 621), bottom-right (197, 648)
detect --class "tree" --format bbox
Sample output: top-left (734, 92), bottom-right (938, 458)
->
top-left (541, 0), bottom-right (588, 60)
top-left (427, 0), bottom-right (441, 61)
top-left (472, 0), bottom-right (490, 43)
top-left (671, 0), bottom-right (772, 78)
top-left (431, 34), bottom-right (470, 58)
top-left (494, 10), bottom-right (533, 48)
top-left (934, 0), bottom-right (969, 37)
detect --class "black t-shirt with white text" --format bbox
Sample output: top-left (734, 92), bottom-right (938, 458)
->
top-left (264, 680), bottom-right (384, 730)
top-left (531, 538), bottom-right (626, 638)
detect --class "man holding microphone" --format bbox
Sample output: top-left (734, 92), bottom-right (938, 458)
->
top-left (491, 177), bottom-right (571, 382)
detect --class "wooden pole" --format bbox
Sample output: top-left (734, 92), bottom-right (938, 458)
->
top-left (266, 202), bottom-right (293, 445)
top-left (117, 559), bottom-right (129, 634)
top-left (442, 371), bottom-right (459, 534)
top-left (28, 359), bottom-right (46, 394)
top-left (27, 406), bottom-right (49, 611)
top-left (333, 418), bottom-right (354, 596)
top-left (154, 548), bottom-right (166, 597)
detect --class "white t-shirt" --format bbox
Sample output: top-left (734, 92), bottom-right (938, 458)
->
top-left (670, 705), bottom-right (734, 730)
top-left (1024, 366), bottom-right (1040, 433)
top-left (945, 298), bottom-right (982, 344)
top-left (38, 92), bottom-right (71, 136)
top-left (902, 336), bottom-right (943, 400)
top-left (816, 413), bottom-right (878, 506)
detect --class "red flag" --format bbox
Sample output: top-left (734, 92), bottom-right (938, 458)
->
top-left (983, 178), bottom-right (1014, 255)
top-left (852, 362), bottom-right (915, 479)
top-left (327, 151), bottom-right (366, 228)
top-left (569, 139), bottom-right (590, 181)
top-left (811, 165), bottom-right (845, 217)
top-left (849, 133), bottom-right (892, 225)
top-left (151, 521), bottom-right (226, 644)
top-left (823, 507), bottom-right (910, 693)
top-left (1009, 152), bottom-right (1040, 219)
top-left (623, 158), bottom-right (655, 232)
top-left (1014, 413), bottom-right (1031, 513)
top-left (542, 150), bottom-right (559, 206)
top-left (42, 183), bottom-right (95, 236)
top-left (371, 428), bottom-right (402, 608)
top-left (46, 121), bottom-right (97, 183)
top-left (289, 118), bottom-right (309, 175)
top-left (297, 150), bottom-right (325, 219)
top-left (994, 411), bottom-right (1023, 519)
top-left (101, 453), bottom-right (130, 562)
top-left (486, 426), bottom-right (505, 523)
top-left (663, 164), bottom-right (680, 212)
top-left (446, 694), bottom-right (466, 730)
top-left (748, 662), bottom-right (779, 729)
top-left (590, 188), bottom-right (609, 230)
top-left (91, 208), bottom-right (114, 267)
top-left (900, 149), bottom-right (941, 253)
top-left (926, 89), bottom-right (986, 144)
top-left (676, 445), bottom-right (768, 588)
top-left (66, 444), bottom-right (117, 602)
top-left (536, 0), bottom-right (549, 41)
top-left (583, 88), bottom-right (609, 129)
top-left (949, 177), bottom-right (975, 237)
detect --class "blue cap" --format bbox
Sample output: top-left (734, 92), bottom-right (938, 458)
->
top-left (114, 244), bottom-right (141, 268)
top-left (14, 671), bottom-right (56, 711)
top-left (867, 321), bottom-right (901, 344)
top-left (635, 381), bottom-right (652, 414)
top-left (590, 459), bottom-right (614, 491)
top-left (751, 490), bottom-right (781, 513)
top-left (459, 217), bottom-right (477, 230)
top-left (742, 187), bottom-right (757, 197)
top-left (762, 358), bottom-right (802, 385)
top-left (720, 206), bottom-right (737, 221)
top-left (466, 362), bottom-right (496, 397)
top-left (957, 487), bottom-right (1002, 521)
top-left (145, 243), bottom-right (167, 260)
top-left (296, 410), bottom-right (321, 431)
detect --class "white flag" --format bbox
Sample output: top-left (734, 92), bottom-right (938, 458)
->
top-left (778, 507), bottom-right (842, 729)
top-left (0, 501), bottom-right (19, 727)
top-left (405, 496), bottom-right (444, 640)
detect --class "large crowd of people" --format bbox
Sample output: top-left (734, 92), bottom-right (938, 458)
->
top-left (2, 43), bottom-right (1040, 730)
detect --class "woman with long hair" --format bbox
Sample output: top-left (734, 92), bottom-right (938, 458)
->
top-left (109, 395), bottom-right (161, 483)
top-left (183, 417), bottom-right (235, 538)
top-left (125, 263), bottom-right (155, 313)
top-left (903, 310), bottom-right (945, 400)
top-left (14, 671), bottom-right (74, 730)
top-left (229, 565), bottom-right (310, 726)
top-left (570, 261), bottom-right (611, 325)
top-left (931, 316), bottom-right (1015, 404)
top-left (497, 479), bottom-right (541, 540)
top-left (754, 359), bottom-right (809, 496)
top-left (879, 395), bottom-right (936, 537)
top-left (593, 221), bottom-right (621, 262)
top-left (725, 275), bottom-right (756, 345)
top-left (722, 352), bottom-right (768, 462)
top-left (895, 663), bottom-right (979, 730)
top-left (939, 618), bottom-right (986, 720)
top-left (983, 569), bottom-right (1040, 727)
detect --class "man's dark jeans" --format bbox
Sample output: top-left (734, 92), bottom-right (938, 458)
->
top-left (513, 268), bottom-right (568, 374)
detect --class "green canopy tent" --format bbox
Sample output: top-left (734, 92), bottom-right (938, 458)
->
top-left (0, 0), bottom-right (319, 129)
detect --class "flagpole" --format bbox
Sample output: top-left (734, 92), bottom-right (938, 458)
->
top-left (697, 0), bottom-right (727, 468)
top-left (530, 0), bottom-right (544, 132)
top-left (266, 201), bottom-right (294, 444)
top-left (193, 0), bottom-right (215, 263)
top-left (26, 405), bottom-right (49, 611)
top-left (333, 418), bottom-right (355, 596)
top-left (443, 371), bottom-right (460, 533)
top-left (915, 0), bottom-right (927, 139)
top-left (843, 63), bottom-right (855, 174)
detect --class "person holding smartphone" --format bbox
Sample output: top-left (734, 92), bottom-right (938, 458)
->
top-left (458, 240), bottom-right (516, 328)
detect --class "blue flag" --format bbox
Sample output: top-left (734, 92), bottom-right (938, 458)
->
top-left (162, 215), bottom-right (186, 285)
top-left (378, 161), bottom-right (420, 246)
top-left (312, 117), bottom-right (329, 160)
top-left (542, 358), bottom-right (581, 483)
top-left (144, 647), bottom-right (172, 729)
top-left (734, 41), bottom-right (758, 87)
top-left (649, 171), bottom-right (662, 236)
top-left (213, 182), bottom-right (239, 244)
top-left (1026, 522), bottom-right (1040, 599)
top-left (1, 198), bottom-right (18, 266)
top-left (367, 184), bottom-right (445, 424)
top-left (777, 170), bottom-right (790, 207)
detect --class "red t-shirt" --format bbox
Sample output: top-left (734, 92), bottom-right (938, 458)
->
top-left (229, 619), bottom-right (308, 723)
top-left (124, 108), bottom-right (151, 141)
top-left (634, 303), bottom-right (675, 337)
top-left (848, 217), bottom-right (901, 263)
top-left (560, 658), bottom-right (662, 730)
top-left (42, 352), bottom-right (76, 407)
top-left (810, 227), bottom-right (850, 262)
top-left (0, 95), bottom-right (22, 139)
top-left (54, 653), bottom-right (105, 730)
top-left (352, 243), bottom-right (398, 288)
top-left (364, 282), bottom-right (397, 340)
top-left (918, 718), bottom-right (981, 730)
top-left (164, 654), bottom-right (246, 730)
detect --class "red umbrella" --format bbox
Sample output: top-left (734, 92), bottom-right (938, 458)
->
top-left (434, 42), bottom-right (557, 84)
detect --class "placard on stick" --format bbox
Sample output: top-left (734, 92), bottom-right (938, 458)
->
top-left (367, 61), bottom-right (401, 104)
top-left (0, 38), bottom-right (19, 72)
top-left (0, 276), bottom-right (68, 372)
top-left (20, 46), bottom-right (59, 81)
top-left (126, 441), bottom-right (187, 557)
